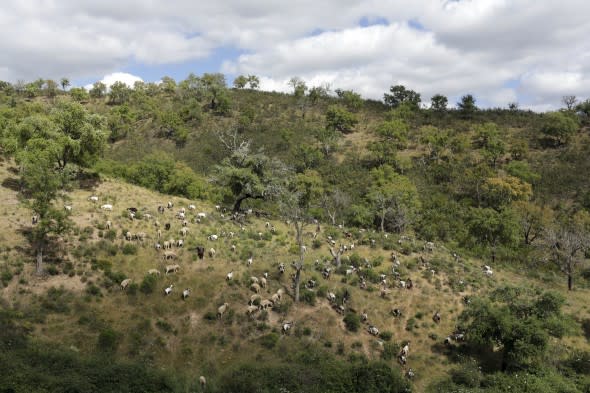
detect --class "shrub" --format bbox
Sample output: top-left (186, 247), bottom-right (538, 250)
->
top-left (1, 270), bottom-right (13, 286)
top-left (46, 265), bottom-right (59, 275)
top-left (139, 274), bottom-right (158, 294)
top-left (86, 284), bottom-right (101, 296)
top-left (122, 244), bottom-right (137, 255)
top-left (381, 342), bottom-right (398, 360)
top-left (344, 312), bottom-right (361, 332)
top-left (258, 333), bottom-right (279, 349)
top-left (300, 289), bottom-right (316, 306)
top-left (97, 328), bottom-right (120, 353)
top-left (380, 331), bottom-right (393, 341)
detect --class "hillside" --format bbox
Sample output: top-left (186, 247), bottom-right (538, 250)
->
top-left (1, 80), bottom-right (590, 392)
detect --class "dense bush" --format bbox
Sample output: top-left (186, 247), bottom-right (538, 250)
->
top-left (343, 313), bottom-right (361, 332)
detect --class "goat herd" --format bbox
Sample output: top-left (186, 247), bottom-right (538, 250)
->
top-left (39, 194), bottom-right (496, 379)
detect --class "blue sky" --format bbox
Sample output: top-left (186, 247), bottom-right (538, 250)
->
top-left (2, 1), bottom-right (589, 111)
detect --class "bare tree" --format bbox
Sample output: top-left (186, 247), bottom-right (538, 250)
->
top-left (328, 243), bottom-right (344, 267)
top-left (321, 188), bottom-right (349, 226)
top-left (562, 95), bottom-right (577, 111)
top-left (545, 226), bottom-right (589, 290)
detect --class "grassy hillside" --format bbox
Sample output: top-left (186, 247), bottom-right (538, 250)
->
top-left (1, 80), bottom-right (590, 391)
top-left (0, 159), bottom-right (589, 391)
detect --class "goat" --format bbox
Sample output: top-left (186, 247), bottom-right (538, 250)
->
top-left (147, 269), bottom-right (160, 275)
top-left (226, 271), bottom-right (234, 281)
top-left (165, 264), bottom-right (180, 274)
top-left (164, 284), bottom-right (174, 295)
top-left (88, 195), bottom-right (99, 203)
top-left (208, 234), bottom-right (218, 241)
top-left (217, 303), bottom-right (229, 319)
top-left (282, 321), bottom-right (293, 334)
top-left (368, 325), bottom-right (379, 336)
top-left (208, 248), bottom-right (216, 258)
top-left (182, 288), bottom-right (191, 300)
top-left (195, 246), bottom-right (205, 259)
top-left (163, 251), bottom-right (177, 260)
top-left (188, 204), bottom-right (196, 210)
top-left (120, 278), bottom-right (132, 290)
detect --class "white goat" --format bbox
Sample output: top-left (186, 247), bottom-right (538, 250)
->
top-left (164, 284), bottom-right (174, 295)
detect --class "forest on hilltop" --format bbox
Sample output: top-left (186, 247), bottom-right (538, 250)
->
top-left (0, 75), bottom-right (589, 392)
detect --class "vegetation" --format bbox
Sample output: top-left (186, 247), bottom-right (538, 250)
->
top-left (0, 76), bottom-right (589, 392)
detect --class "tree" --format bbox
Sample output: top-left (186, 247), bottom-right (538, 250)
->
top-left (198, 73), bottom-right (230, 113)
top-left (457, 94), bottom-right (477, 117)
top-left (321, 188), bottom-right (350, 226)
top-left (325, 105), bottom-right (358, 133)
top-left (562, 95), bottom-right (577, 111)
top-left (278, 172), bottom-right (321, 302)
top-left (246, 75), bottom-right (260, 89)
top-left (159, 76), bottom-right (176, 95)
top-left (60, 77), bottom-right (70, 91)
top-left (288, 77), bottom-right (308, 98)
top-left (367, 165), bottom-right (420, 233)
top-left (233, 75), bottom-right (248, 89)
top-left (481, 176), bottom-right (532, 209)
top-left (545, 218), bottom-right (590, 290)
top-left (512, 201), bottom-right (553, 245)
top-left (474, 122), bottom-right (505, 168)
top-left (213, 131), bottom-right (288, 212)
top-left (459, 290), bottom-right (564, 371)
top-left (430, 94), bottom-right (448, 111)
top-left (336, 89), bottom-right (363, 112)
top-left (89, 81), bottom-right (106, 99)
top-left (540, 111), bottom-right (579, 146)
top-left (383, 85), bottom-right (421, 109)
top-left (374, 119), bottom-right (409, 150)
top-left (108, 81), bottom-right (131, 105)
top-left (17, 140), bottom-right (72, 274)
top-left (313, 128), bottom-right (341, 158)
top-left (466, 207), bottom-right (519, 254)
top-left (44, 80), bottom-right (58, 98)
top-left (14, 102), bottom-right (107, 170)
top-left (69, 87), bottom-right (89, 102)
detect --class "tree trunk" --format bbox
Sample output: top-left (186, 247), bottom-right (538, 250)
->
top-left (233, 194), bottom-right (264, 213)
top-left (568, 273), bottom-right (573, 291)
top-left (36, 246), bottom-right (44, 275)
top-left (294, 268), bottom-right (301, 303)
top-left (380, 209), bottom-right (386, 233)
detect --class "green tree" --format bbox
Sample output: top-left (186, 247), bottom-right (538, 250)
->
top-left (367, 165), bottom-right (420, 233)
top-left (474, 122), bottom-right (505, 168)
top-left (288, 77), bottom-right (308, 98)
top-left (308, 85), bottom-right (330, 105)
top-left (457, 94), bottom-right (477, 117)
top-left (430, 93), bottom-right (448, 111)
top-left (68, 87), bottom-right (89, 102)
top-left (247, 75), bottom-right (260, 89)
top-left (383, 85), bottom-right (421, 109)
top-left (60, 77), bottom-right (70, 91)
top-left (17, 141), bottom-right (72, 274)
top-left (89, 81), bottom-right (106, 99)
top-left (159, 76), bottom-right (177, 95)
top-left (512, 201), bottom-right (553, 245)
top-left (108, 81), bottom-right (131, 105)
top-left (481, 176), bottom-right (532, 209)
top-left (466, 207), bottom-right (519, 251)
top-left (459, 293), bottom-right (559, 371)
top-left (540, 111), bottom-right (579, 146)
top-left (374, 119), bottom-right (409, 150)
top-left (562, 95), bottom-right (577, 111)
top-left (233, 75), bottom-right (248, 89)
top-left (336, 89), bottom-right (363, 112)
top-left (325, 105), bottom-right (358, 133)
top-left (213, 130), bottom-right (288, 212)
top-left (44, 79), bottom-right (58, 98)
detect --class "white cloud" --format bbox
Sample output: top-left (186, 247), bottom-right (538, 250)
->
top-left (84, 72), bottom-right (143, 90)
top-left (0, 1), bottom-right (589, 109)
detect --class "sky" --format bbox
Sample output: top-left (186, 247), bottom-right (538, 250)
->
top-left (1, 1), bottom-right (589, 111)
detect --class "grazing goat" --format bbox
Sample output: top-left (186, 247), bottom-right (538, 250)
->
top-left (164, 284), bottom-right (174, 295)
top-left (217, 303), bottom-right (229, 319)
top-left (120, 278), bottom-right (132, 290)
top-left (165, 223), bottom-right (171, 230)
top-left (182, 288), bottom-right (191, 300)
top-left (368, 325), bottom-right (379, 336)
top-left (148, 269), bottom-right (160, 275)
top-left (163, 251), bottom-right (177, 260)
top-left (64, 205), bottom-right (72, 212)
top-left (278, 263), bottom-right (285, 274)
top-left (226, 271), bottom-right (234, 281)
top-left (195, 246), bottom-right (205, 259)
top-left (247, 257), bottom-right (253, 266)
top-left (100, 204), bottom-right (113, 211)
top-left (282, 321), bottom-right (293, 334)
top-left (199, 376), bottom-right (206, 389)
top-left (188, 204), bottom-right (196, 210)
top-left (208, 234), bottom-right (218, 241)
top-left (165, 264), bottom-right (180, 274)
top-left (432, 311), bottom-right (440, 323)
top-left (208, 248), bottom-right (216, 258)
top-left (105, 220), bottom-right (111, 230)
top-left (88, 195), bottom-right (99, 203)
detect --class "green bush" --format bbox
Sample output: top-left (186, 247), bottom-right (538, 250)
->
top-left (46, 265), bottom-right (59, 275)
top-left (344, 313), bottom-right (361, 332)
top-left (258, 333), bottom-right (279, 349)
top-left (122, 243), bottom-right (137, 255)
top-left (97, 328), bottom-right (119, 353)
top-left (140, 274), bottom-right (158, 294)
top-left (380, 331), bottom-right (393, 341)
top-left (300, 289), bottom-right (316, 306)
